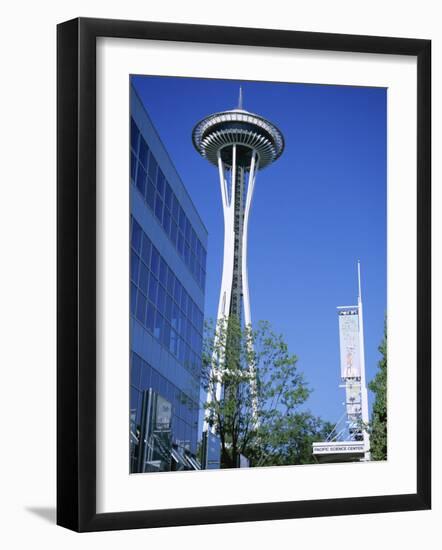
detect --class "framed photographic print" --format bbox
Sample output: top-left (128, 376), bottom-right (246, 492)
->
top-left (57, 17), bottom-right (431, 532)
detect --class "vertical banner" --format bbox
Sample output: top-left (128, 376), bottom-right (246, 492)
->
top-left (338, 311), bottom-right (361, 379)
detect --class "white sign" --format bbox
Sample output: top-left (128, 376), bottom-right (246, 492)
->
top-left (338, 311), bottom-right (361, 379)
top-left (312, 442), bottom-right (365, 454)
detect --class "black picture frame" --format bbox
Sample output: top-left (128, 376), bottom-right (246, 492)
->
top-left (57, 17), bottom-right (431, 532)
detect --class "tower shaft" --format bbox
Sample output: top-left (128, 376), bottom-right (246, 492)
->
top-left (230, 166), bottom-right (244, 321)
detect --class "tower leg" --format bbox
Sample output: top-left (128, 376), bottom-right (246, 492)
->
top-left (242, 152), bottom-right (259, 421)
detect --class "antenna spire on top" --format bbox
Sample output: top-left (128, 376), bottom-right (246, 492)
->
top-left (238, 86), bottom-right (243, 110)
top-left (357, 260), bottom-right (362, 302)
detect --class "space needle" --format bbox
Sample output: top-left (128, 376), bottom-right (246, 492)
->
top-left (192, 89), bottom-right (284, 429)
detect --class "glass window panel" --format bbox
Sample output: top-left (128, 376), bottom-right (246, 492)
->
top-left (185, 217), bottom-right (191, 243)
top-left (176, 309), bottom-right (183, 335)
top-left (185, 425), bottom-right (192, 447)
top-left (139, 136), bottom-right (149, 169)
top-left (150, 246), bottom-right (159, 277)
top-left (146, 301), bottom-right (155, 332)
top-left (196, 348), bottom-right (203, 368)
top-left (130, 283), bottom-right (137, 315)
top-left (170, 221), bottom-right (178, 247)
top-left (177, 231), bottom-right (184, 256)
top-left (175, 337), bottom-right (181, 362)
top-left (185, 320), bottom-right (191, 343)
top-left (180, 289), bottom-right (188, 313)
top-left (172, 193), bottom-right (179, 221)
top-left (166, 267), bottom-right (175, 296)
top-left (130, 151), bottom-right (137, 182)
top-left (154, 312), bottom-right (163, 341)
top-left (162, 321), bottom-right (171, 349)
top-left (193, 307), bottom-right (199, 330)
top-left (151, 369), bottom-right (160, 393)
top-left (171, 303), bottom-right (179, 331)
top-left (131, 219), bottom-right (142, 252)
top-left (130, 386), bottom-right (140, 420)
top-left (156, 168), bottom-right (165, 197)
top-left (191, 430), bottom-right (198, 454)
top-left (184, 344), bottom-right (191, 371)
top-left (165, 182), bottom-right (172, 210)
top-left (190, 229), bottom-right (196, 253)
top-left (148, 275), bottom-right (158, 304)
top-left (156, 284), bottom-right (166, 313)
top-left (174, 395), bottom-right (182, 420)
top-left (181, 312), bottom-right (188, 337)
top-left (162, 208), bottom-right (171, 236)
top-left (186, 402), bottom-right (195, 424)
top-left (181, 420), bottom-right (188, 444)
top-left (145, 179), bottom-right (155, 210)
top-left (170, 329), bottom-right (178, 355)
top-left (190, 252), bottom-right (196, 275)
top-left (136, 165), bottom-right (146, 197)
top-left (184, 242), bottom-right (190, 265)
top-left (159, 375), bottom-right (167, 398)
top-left (178, 206), bottom-right (186, 233)
top-left (154, 194), bottom-right (163, 223)
top-left (200, 245), bottom-right (205, 268)
top-left (138, 263), bottom-right (149, 295)
top-left (188, 323), bottom-right (195, 349)
top-left (191, 352), bottom-right (198, 373)
top-left (136, 292), bottom-right (146, 324)
top-left (159, 257), bottom-right (167, 285)
top-left (194, 304), bottom-right (201, 329)
top-left (165, 294), bottom-right (173, 322)
top-left (174, 279), bottom-right (182, 305)
top-left (141, 234), bottom-right (151, 266)
top-left (165, 381), bottom-right (173, 404)
top-left (130, 251), bottom-right (140, 284)
top-left (178, 337), bottom-right (185, 362)
top-left (140, 363), bottom-right (151, 390)
top-left (195, 330), bottom-right (200, 352)
top-left (188, 300), bottom-right (194, 327)
top-left (148, 153), bottom-right (158, 183)
top-left (131, 353), bottom-right (142, 387)
top-left (130, 117), bottom-right (140, 153)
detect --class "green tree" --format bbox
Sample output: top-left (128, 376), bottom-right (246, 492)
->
top-left (369, 319), bottom-right (387, 460)
top-left (201, 316), bottom-right (331, 468)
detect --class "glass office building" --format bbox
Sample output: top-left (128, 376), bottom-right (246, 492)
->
top-left (129, 83), bottom-right (207, 473)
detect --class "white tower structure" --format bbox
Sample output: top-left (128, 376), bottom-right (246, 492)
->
top-left (313, 262), bottom-right (371, 462)
top-left (192, 89), bottom-right (284, 431)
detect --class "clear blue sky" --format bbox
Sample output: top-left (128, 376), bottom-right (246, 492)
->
top-left (132, 75), bottom-right (387, 424)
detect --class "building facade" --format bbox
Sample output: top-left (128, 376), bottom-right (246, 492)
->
top-left (129, 84), bottom-right (207, 473)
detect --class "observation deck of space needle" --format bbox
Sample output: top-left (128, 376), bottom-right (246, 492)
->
top-left (192, 88), bottom-right (285, 433)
